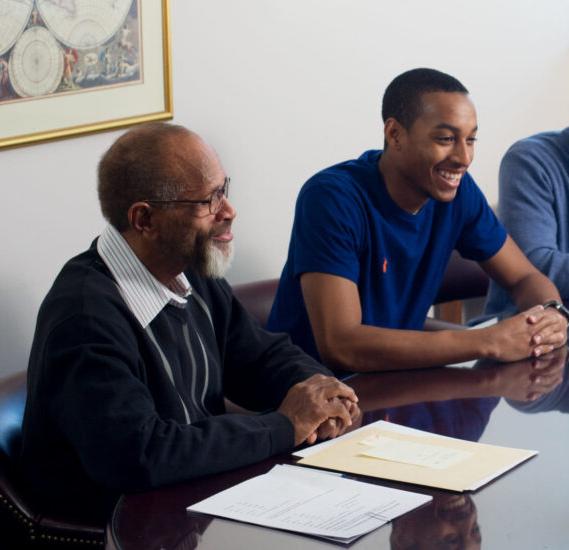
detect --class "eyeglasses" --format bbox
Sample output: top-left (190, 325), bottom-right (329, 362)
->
top-left (143, 177), bottom-right (230, 216)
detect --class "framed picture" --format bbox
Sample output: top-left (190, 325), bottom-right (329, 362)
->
top-left (0, 0), bottom-right (172, 149)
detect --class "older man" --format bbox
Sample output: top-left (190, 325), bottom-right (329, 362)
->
top-left (21, 123), bottom-right (357, 521)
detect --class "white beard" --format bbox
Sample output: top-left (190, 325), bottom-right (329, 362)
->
top-left (204, 241), bottom-right (234, 278)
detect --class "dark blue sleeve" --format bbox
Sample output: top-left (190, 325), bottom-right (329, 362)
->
top-left (291, 178), bottom-right (366, 284)
top-left (455, 174), bottom-right (507, 262)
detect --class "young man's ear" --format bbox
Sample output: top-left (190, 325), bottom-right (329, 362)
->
top-left (384, 117), bottom-right (404, 150)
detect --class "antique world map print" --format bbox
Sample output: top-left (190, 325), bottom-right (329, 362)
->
top-left (0, 0), bottom-right (141, 102)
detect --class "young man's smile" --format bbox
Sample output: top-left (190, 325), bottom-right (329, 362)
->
top-left (382, 91), bottom-right (478, 213)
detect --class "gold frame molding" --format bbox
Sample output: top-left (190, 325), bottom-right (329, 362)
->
top-left (0, 0), bottom-right (173, 150)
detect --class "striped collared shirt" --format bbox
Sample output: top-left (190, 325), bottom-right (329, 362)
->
top-left (97, 224), bottom-right (192, 328)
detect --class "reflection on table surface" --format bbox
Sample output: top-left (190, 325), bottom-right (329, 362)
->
top-left (390, 493), bottom-right (481, 550)
top-left (108, 348), bottom-right (569, 550)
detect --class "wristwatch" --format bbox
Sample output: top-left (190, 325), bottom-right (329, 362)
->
top-left (543, 300), bottom-right (569, 322)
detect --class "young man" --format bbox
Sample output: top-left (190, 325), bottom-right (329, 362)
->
top-left (21, 123), bottom-right (357, 521)
top-left (268, 68), bottom-right (567, 373)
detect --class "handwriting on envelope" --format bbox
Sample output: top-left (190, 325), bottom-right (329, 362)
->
top-left (358, 435), bottom-right (473, 470)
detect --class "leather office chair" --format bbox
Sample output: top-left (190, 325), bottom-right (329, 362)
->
top-left (0, 371), bottom-right (105, 548)
top-left (232, 251), bottom-right (489, 328)
top-left (433, 250), bottom-right (489, 325)
top-left (232, 278), bottom-right (280, 327)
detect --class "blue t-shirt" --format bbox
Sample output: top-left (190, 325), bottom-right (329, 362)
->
top-left (267, 150), bottom-right (506, 361)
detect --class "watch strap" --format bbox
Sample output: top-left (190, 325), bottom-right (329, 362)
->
top-left (543, 300), bottom-right (569, 322)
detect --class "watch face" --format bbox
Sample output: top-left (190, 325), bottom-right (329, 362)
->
top-left (559, 304), bottom-right (569, 321)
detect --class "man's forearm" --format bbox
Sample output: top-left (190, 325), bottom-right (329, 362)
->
top-left (319, 324), bottom-right (496, 372)
top-left (509, 271), bottom-right (562, 312)
top-left (320, 306), bottom-right (563, 372)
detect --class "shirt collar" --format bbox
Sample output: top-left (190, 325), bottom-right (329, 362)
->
top-left (97, 225), bottom-right (192, 328)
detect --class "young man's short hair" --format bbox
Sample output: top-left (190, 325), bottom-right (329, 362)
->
top-left (381, 68), bottom-right (468, 130)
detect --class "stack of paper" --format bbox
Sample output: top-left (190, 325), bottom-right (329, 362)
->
top-left (296, 420), bottom-right (537, 491)
top-left (187, 464), bottom-right (431, 543)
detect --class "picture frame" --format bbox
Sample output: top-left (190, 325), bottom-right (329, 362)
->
top-left (0, 0), bottom-right (173, 150)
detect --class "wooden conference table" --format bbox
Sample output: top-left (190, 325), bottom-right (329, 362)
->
top-left (107, 349), bottom-right (569, 549)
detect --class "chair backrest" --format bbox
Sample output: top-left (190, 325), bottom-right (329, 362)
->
top-left (0, 371), bottom-right (36, 544)
top-left (435, 250), bottom-right (489, 304)
top-left (0, 371), bottom-right (26, 462)
top-left (0, 371), bottom-right (105, 548)
top-left (232, 278), bottom-right (279, 327)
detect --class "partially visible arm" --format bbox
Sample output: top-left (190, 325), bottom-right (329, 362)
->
top-left (46, 315), bottom-right (299, 493)
top-left (499, 144), bottom-right (569, 297)
top-left (222, 284), bottom-right (337, 411)
top-left (300, 272), bottom-right (548, 372)
top-left (222, 284), bottom-right (358, 444)
top-left (480, 235), bottom-right (561, 311)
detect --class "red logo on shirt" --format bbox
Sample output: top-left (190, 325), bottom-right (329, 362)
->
top-left (382, 258), bottom-right (388, 273)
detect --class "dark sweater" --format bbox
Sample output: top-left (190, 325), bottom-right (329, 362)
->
top-left (21, 242), bottom-right (329, 521)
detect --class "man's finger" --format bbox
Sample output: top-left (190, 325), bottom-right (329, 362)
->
top-left (324, 399), bottom-right (352, 427)
top-left (533, 345), bottom-right (555, 357)
top-left (309, 376), bottom-right (358, 402)
top-left (525, 305), bottom-right (546, 324)
top-left (316, 418), bottom-right (337, 440)
top-left (305, 431), bottom-right (318, 445)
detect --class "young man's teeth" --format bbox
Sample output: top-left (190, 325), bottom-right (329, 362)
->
top-left (439, 170), bottom-right (461, 181)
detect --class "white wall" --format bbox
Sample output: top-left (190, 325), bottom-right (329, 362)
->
top-left (2, 0), bottom-right (569, 376)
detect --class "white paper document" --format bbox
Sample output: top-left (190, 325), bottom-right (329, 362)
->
top-left (187, 464), bottom-right (431, 543)
top-left (358, 434), bottom-right (473, 469)
top-left (293, 419), bottom-right (430, 459)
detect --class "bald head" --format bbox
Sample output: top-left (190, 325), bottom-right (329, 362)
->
top-left (98, 122), bottom-right (223, 231)
top-left (160, 126), bottom-right (222, 189)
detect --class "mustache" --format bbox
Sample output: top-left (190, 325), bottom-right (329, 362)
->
top-left (210, 222), bottom-right (232, 238)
